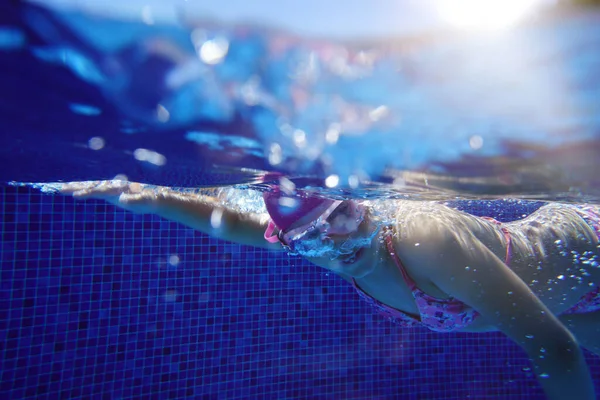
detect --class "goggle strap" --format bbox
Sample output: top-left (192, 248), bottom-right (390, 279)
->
top-left (264, 220), bottom-right (281, 243)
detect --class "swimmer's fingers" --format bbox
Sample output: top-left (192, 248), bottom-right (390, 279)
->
top-left (58, 181), bottom-right (104, 195)
top-left (60, 180), bottom-right (143, 200)
top-left (58, 180), bottom-right (163, 214)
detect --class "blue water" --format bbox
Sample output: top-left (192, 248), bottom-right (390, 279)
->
top-left (2, 2), bottom-right (600, 399)
top-left (3, 2), bottom-right (600, 200)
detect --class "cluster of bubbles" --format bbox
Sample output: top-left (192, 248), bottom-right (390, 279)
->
top-left (555, 239), bottom-right (600, 272)
top-left (550, 239), bottom-right (599, 296)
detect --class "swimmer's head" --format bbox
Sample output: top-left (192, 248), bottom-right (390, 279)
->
top-left (263, 188), bottom-right (377, 261)
top-left (263, 187), bottom-right (338, 234)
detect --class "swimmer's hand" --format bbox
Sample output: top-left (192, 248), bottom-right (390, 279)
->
top-left (59, 180), bottom-right (162, 214)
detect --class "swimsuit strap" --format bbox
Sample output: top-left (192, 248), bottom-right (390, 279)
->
top-left (384, 231), bottom-right (419, 291)
top-left (481, 217), bottom-right (512, 265)
top-left (353, 227), bottom-right (481, 331)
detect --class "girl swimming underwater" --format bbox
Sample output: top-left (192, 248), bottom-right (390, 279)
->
top-left (57, 179), bottom-right (600, 400)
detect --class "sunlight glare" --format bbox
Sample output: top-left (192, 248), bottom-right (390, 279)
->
top-left (436, 0), bottom-right (542, 31)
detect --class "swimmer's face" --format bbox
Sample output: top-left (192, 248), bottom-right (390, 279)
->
top-left (281, 200), bottom-right (364, 247)
top-left (324, 201), bottom-right (365, 236)
top-left (286, 203), bottom-right (381, 277)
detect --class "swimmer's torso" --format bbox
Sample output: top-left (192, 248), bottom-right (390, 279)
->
top-left (349, 201), bottom-right (600, 333)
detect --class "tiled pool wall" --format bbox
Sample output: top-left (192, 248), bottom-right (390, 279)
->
top-left (2, 185), bottom-right (599, 399)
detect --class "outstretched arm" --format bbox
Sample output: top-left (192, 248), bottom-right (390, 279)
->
top-left (398, 219), bottom-right (595, 400)
top-left (59, 180), bottom-right (282, 251)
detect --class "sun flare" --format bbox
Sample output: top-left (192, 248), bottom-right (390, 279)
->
top-left (435, 0), bottom-right (543, 31)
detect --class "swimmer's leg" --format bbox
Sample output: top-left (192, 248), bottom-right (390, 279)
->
top-left (559, 311), bottom-right (600, 356)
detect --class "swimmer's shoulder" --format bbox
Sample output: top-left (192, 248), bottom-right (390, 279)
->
top-left (380, 202), bottom-right (462, 288)
top-left (389, 201), bottom-right (463, 238)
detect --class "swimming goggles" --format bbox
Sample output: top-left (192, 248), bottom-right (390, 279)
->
top-left (277, 200), bottom-right (366, 252)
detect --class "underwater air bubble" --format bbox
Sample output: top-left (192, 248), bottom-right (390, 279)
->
top-left (169, 255), bottom-right (180, 267)
top-left (88, 137), bottom-right (105, 150)
top-left (348, 175), bottom-right (359, 189)
top-left (369, 105), bottom-right (389, 122)
top-left (293, 129), bottom-right (307, 148)
top-left (199, 37), bottom-right (229, 65)
top-left (156, 104), bottom-right (170, 123)
top-left (210, 208), bottom-right (224, 229)
top-left (268, 143), bottom-right (283, 165)
top-left (469, 135), bottom-right (483, 150)
top-left (325, 123), bottom-right (341, 144)
top-left (325, 175), bottom-right (340, 188)
top-left (133, 148), bottom-right (167, 166)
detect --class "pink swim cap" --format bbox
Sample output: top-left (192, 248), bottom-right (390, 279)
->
top-left (263, 188), bottom-right (336, 232)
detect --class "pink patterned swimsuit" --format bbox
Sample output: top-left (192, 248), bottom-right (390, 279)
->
top-left (351, 228), bottom-right (495, 333)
